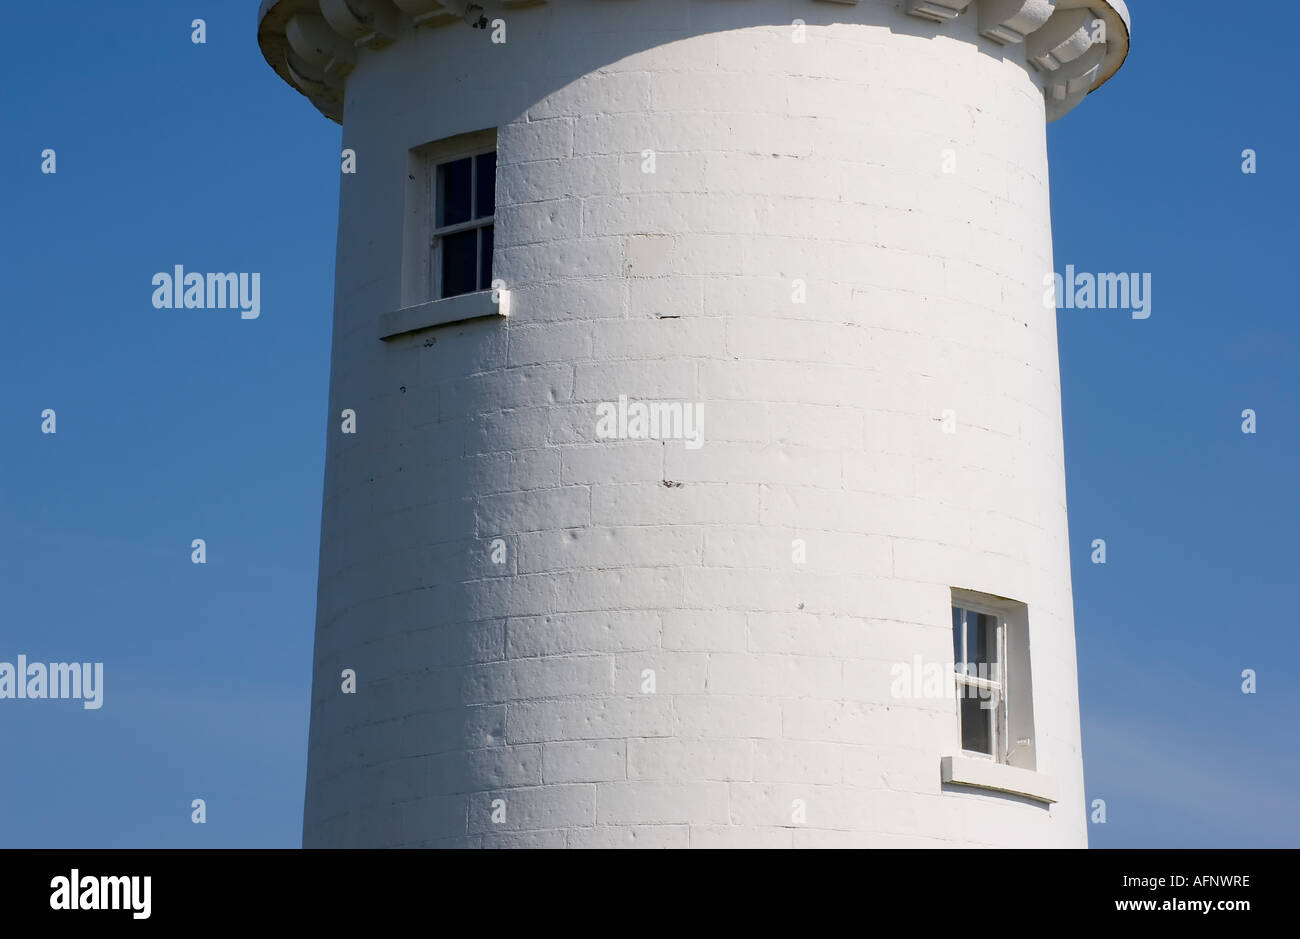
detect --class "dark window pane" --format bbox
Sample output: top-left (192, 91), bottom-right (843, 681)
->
top-left (972, 612), bottom-right (991, 669)
top-left (952, 607), bottom-right (964, 672)
top-left (960, 695), bottom-right (992, 754)
top-left (437, 157), bottom-right (472, 227)
top-left (475, 151), bottom-right (496, 219)
top-left (441, 230), bottom-right (477, 298)
top-left (478, 225), bottom-right (494, 291)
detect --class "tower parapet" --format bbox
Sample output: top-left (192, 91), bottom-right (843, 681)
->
top-left (258, 0), bottom-right (1129, 123)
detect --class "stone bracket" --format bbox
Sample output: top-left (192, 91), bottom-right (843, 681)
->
top-left (320, 0), bottom-right (402, 49)
top-left (1027, 7), bottom-right (1100, 70)
top-left (392, 0), bottom-right (461, 27)
top-left (978, 0), bottom-right (1056, 45)
top-left (905, 0), bottom-right (974, 22)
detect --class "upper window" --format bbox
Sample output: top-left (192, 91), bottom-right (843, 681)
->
top-left (434, 150), bottom-right (495, 299)
top-left (403, 129), bottom-right (497, 308)
top-left (950, 590), bottom-right (1038, 770)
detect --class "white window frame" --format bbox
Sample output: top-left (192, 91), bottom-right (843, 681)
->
top-left (404, 128), bottom-right (497, 308)
top-left (952, 602), bottom-right (1009, 763)
top-left (430, 148), bottom-right (495, 301)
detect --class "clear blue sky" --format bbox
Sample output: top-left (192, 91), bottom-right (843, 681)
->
top-left (1, 1), bottom-right (1295, 847)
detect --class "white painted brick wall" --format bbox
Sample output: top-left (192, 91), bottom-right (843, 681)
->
top-left (303, 0), bottom-right (1088, 848)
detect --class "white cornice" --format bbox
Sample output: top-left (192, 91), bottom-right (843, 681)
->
top-left (256, 0), bottom-right (1130, 124)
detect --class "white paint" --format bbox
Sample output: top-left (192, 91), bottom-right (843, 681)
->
top-left (256, 0), bottom-right (1131, 848)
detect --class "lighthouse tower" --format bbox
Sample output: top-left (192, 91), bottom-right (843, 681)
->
top-left (257, 0), bottom-right (1129, 848)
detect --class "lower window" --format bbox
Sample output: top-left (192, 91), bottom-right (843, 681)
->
top-left (950, 590), bottom-right (1037, 769)
top-left (952, 605), bottom-right (1005, 758)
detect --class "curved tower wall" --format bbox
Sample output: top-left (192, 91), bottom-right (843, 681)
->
top-left (274, 0), bottom-right (1130, 848)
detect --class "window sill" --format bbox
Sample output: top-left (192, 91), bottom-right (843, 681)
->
top-left (941, 755), bottom-right (1059, 804)
top-left (378, 289), bottom-right (510, 341)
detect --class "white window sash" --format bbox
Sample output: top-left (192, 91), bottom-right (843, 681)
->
top-left (954, 606), bottom-right (1009, 761)
top-left (429, 147), bottom-right (495, 300)
top-left (431, 215), bottom-right (495, 241)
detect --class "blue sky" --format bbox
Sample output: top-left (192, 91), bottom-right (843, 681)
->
top-left (1, 2), bottom-right (1296, 847)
